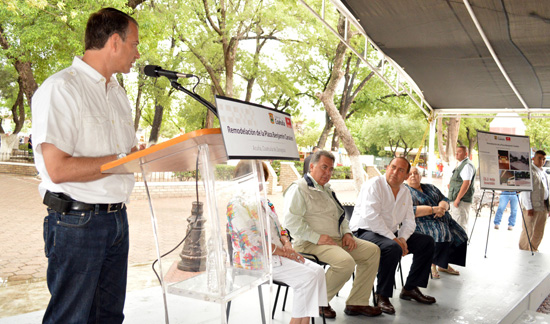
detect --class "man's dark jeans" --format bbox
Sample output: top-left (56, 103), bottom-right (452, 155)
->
top-left (356, 229), bottom-right (434, 298)
top-left (42, 206), bottom-right (129, 324)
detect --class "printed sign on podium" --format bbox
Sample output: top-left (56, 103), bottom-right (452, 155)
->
top-left (216, 96), bottom-right (300, 160)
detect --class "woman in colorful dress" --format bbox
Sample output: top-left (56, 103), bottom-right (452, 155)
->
top-left (227, 160), bottom-right (327, 324)
top-left (405, 166), bottom-right (468, 279)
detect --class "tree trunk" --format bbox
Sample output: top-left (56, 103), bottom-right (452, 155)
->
top-left (205, 110), bottom-right (215, 129)
top-left (316, 14), bottom-right (364, 193)
top-left (149, 103), bottom-right (164, 145)
top-left (14, 61), bottom-right (38, 109)
top-left (11, 84), bottom-right (25, 134)
top-left (465, 126), bottom-right (477, 158)
top-left (317, 112), bottom-right (333, 149)
top-left (329, 56), bottom-right (377, 152)
top-left (331, 133), bottom-right (339, 151)
top-left (134, 80), bottom-right (143, 131)
top-left (446, 116), bottom-right (461, 167)
top-left (436, 117), bottom-right (447, 162)
top-left (0, 25), bottom-right (38, 134)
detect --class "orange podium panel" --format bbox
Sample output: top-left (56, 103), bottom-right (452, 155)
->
top-left (99, 128), bottom-right (272, 323)
top-left (101, 128), bottom-right (227, 174)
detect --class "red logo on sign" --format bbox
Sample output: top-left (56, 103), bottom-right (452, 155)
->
top-left (506, 137), bottom-right (511, 141)
top-left (285, 117), bottom-right (292, 128)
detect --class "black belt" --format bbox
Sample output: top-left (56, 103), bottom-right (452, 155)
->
top-left (70, 201), bottom-right (125, 213)
top-left (44, 190), bottom-right (124, 213)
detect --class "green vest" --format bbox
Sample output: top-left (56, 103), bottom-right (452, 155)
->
top-left (448, 158), bottom-right (476, 203)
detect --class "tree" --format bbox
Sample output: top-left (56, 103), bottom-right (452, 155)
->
top-left (0, 0), bottom-right (100, 155)
top-left (437, 116), bottom-right (460, 166)
top-left (173, 1), bottom-right (300, 121)
top-left (293, 116), bottom-right (322, 149)
top-left (359, 114), bottom-right (426, 158)
top-left (458, 118), bottom-right (492, 155)
top-left (0, 0), bottom-right (135, 142)
top-left (315, 14), bottom-right (367, 192)
top-left (525, 118), bottom-right (550, 152)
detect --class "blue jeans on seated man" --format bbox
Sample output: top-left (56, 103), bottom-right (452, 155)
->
top-left (494, 192), bottom-right (518, 227)
top-left (43, 206), bottom-right (129, 324)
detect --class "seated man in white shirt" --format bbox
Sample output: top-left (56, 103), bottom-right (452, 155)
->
top-left (350, 157), bottom-right (436, 315)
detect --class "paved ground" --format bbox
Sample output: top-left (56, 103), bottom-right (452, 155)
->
top-left (2, 173), bottom-right (550, 318)
top-left (0, 173), bottom-right (358, 317)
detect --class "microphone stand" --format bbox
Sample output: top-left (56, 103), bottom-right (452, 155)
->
top-left (169, 79), bottom-right (218, 117)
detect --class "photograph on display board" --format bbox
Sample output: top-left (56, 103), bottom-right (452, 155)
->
top-left (499, 170), bottom-right (515, 187)
top-left (477, 131), bottom-right (532, 192)
top-left (514, 171), bottom-right (531, 186)
top-left (509, 151), bottom-right (530, 170)
top-left (498, 150), bottom-right (510, 170)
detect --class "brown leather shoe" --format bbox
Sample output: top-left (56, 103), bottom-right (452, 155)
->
top-left (344, 305), bottom-right (382, 317)
top-left (319, 304), bottom-right (336, 318)
top-left (376, 294), bottom-right (395, 314)
top-left (399, 287), bottom-right (436, 304)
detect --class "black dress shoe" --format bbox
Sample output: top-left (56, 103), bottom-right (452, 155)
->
top-left (376, 294), bottom-right (395, 314)
top-left (319, 304), bottom-right (336, 318)
top-left (399, 287), bottom-right (436, 304)
top-left (344, 305), bottom-right (383, 317)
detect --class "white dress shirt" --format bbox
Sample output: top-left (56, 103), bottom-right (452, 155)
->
top-left (350, 175), bottom-right (416, 240)
top-left (32, 57), bottom-right (137, 204)
top-left (458, 158), bottom-right (475, 181)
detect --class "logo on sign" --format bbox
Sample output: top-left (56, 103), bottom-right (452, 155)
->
top-left (506, 137), bottom-right (511, 141)
top-left (269, 113), bottom-right (274, 124)
top-left (285, 117), bottom-right (292, 128)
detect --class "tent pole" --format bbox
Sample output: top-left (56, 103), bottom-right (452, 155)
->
top-left (427, 117), bottom-right (436, 184)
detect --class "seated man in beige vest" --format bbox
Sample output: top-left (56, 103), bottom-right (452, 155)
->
top-left (283, 150), bottom-right (382, 318)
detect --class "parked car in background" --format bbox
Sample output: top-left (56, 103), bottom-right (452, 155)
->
top-left (543, 159), bottom-right (550, 175)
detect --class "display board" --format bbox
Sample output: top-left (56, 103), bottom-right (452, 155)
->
top-left (477, 130), bottom-right (532, 191)
top-left (216, 96), bottom-right (300, 160)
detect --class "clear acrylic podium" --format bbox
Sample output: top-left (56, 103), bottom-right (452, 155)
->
top-left (101, 128), bottom-right (272, 323)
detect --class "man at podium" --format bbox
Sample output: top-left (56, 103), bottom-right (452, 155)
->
top-left (31, 8), bottom-right (141, 324)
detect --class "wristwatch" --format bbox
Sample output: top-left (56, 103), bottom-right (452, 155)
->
top-left (117, 153), bottom-right (127, 159)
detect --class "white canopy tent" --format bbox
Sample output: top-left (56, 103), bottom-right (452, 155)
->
top-left (299, 0), bottom-right (550, 177)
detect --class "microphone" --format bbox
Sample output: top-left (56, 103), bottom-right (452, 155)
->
top-left (143, 65), bottom-right (195, 79)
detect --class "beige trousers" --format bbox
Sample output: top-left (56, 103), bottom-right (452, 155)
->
top-left (519, 208), bottom-right (548, 251)
top-left (451, 201), bottom-right (472, 233)
top-left (295, 237), bottom-right (380, 306)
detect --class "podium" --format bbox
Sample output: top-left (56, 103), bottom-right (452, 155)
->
top-left (101, 128), bottom-right (272, 323)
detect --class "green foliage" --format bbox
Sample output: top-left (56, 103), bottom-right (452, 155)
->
top-left (270, 160), bottom-right (281, 177)
top-left (459, 117), bottom-right (492, 150)
top-left (1, 0), bottom-right (509, 154)
top-left (525, 118), bottom-right (550, 152)
top-left (352, 112), bottom-right (426, 157)
top-left (174, 164), bottom-right (236, 181)
top-left (294, 160), bottom-right (303, 176)
top-left (293, 116), bottom-right (322, 150)
top-left (270, 159), bottom-right (349, 179)
top-left (332, 166), bottom-right (351, 179)
top-left (269, 160), bottom-right (302, 178)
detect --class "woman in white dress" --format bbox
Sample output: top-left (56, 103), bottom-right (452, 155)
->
top-left (227, 160), bottom-right (328, 324)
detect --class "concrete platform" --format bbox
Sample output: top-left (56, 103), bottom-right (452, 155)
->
top-left (2, 211), bottom-right (550, 324)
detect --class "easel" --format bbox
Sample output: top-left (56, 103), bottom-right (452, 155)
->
top-left (469, 189), bottom-right (534, 257)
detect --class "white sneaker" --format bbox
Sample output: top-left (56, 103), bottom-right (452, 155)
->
top-left (494, 224), bottom-right (500, 229)
top-left (508, 226), bottom-right (513, 231)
